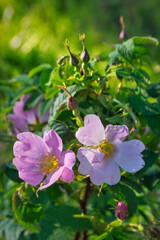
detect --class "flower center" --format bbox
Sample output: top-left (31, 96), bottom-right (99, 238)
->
top-left (99, 140), bottom-right (116, 159)
top-left (39, 152), bottom-right (59, 175)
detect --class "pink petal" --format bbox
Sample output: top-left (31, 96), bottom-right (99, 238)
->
top-left (35, 105), bottom-right (50, 123)
top-left (77, 147), bottom-right (104, 175)
top-left (60, 150), bottom-right (76, 168)
top-left (114, 140), bottom-right (145, 172)
top-left (24, 110), bottom-right (36, 124)
top-left (43, 130), bottom-right (62, 158)
top-left (13, 96), bottom-right (29, 118)
top-left (19, 169), bottom-right (44, 186)
top-left (39, 167), bottom-right (63, 190)
top-left (8, 114), bottom-right (28, 132)
top-left (105, 124), bottom-right (129, 144)
top-left (61, 167), bottom-right (74, 182)
top-left (16, 132), bottom-right (48, 159)
top-left (13, 156), bottom-right (40, 172)
top-left (76, 114), bottom-right (105, 145)
top-left (90, 159), bottom-right (121, 186)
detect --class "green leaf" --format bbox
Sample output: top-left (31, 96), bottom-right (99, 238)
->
top-left (2, 162), bottom-right (22, 183)
top-left (132, 36), bottom-right (159, 46)
top-left (45, 87), bottom-right (58, 100)
top-left (106, 114), bottom-right (123, 124)
top-left (117, 39), bottom-right (135, 59)
top-left (116, 67), bottom-right (132, 78)
top-left (134, 45), bottom-right (150, 56)
top-left (108, 49), bottom-right (121, 66)
top-left (116, 67), bottom-right (150, 85)
top-left (132, 68), bottom-right (150, 85)
top-left (40, 69), bottom-right (53, 91)
top-left (129, 88), bottom-right (160, 135)
top-left (0, 218), bottom-right (24, 240)
top-left (121, 176), bottom-right (143, 193)
top-left (108, 76), bottom-right (121, 98)
top-left (147, 81), bottom-right (160, 98)
top-left (145, 114), bottom-right (160, 136)
top-left (29, 64), bottom-right (52, 78)
top-left (12, 190), bottom-right (44, 233)
top-left (45, 229), bottom-right (70, 240)
top-left (65, 60), bottom-right (75, 76)
top-left (38, 205), bottom-right (92, 240)
top-left (96, 232), bottom-right (114, 240)
top-left (38, 98), bottom-right (53, 116)
top-left (49, 66), bottom-right (62, 85)
top-left (141, 170), bottom-right (160, 190)
top-left (0, 86), bottom-right (15, 98)
top-left (0, 170), bottom-right (4, 192)
top-left (24, 92), bottom-right (44, 110)
top-left (48, 119), bottom-right (69, 137)
top-left (12, 74), bottom-right (32, 84)
top-left (129, 88), bottom-right (160, 116)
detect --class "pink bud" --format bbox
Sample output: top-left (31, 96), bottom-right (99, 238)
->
top-left (119, 29), bottom-right (128, 41)
top-left (115, 202), bottom-right (128, 220)
top-left (67, 96), bottom-right (78, 110)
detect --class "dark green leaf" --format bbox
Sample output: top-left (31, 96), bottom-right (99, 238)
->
top-left (129, 88), bottom-right (160, 135)
top-left (121, 176), bottom-right (143, 193)
top-left (134, 45), bottom-right (150, 56)
top-left (116, 67), bottom-right (150, 85)
top-left (141, 169), bottom-right (160, 190)
top-left (48, 119), bottom-right (69, 137)
top-left (132, 36), bottom-right (159, 46)
top-left (116, 67), bottom-right (132, 78)
top-left (2, 162), bottom-right (22, 183)
top-left (38, 98), bottom-right (53, 116)
top-left (129, 88), bottom-right (160, 116)
top-left (24, 92), bottom-right (44, 110)
top-left (46, 229), bottom-right (70, 240)
top-left (147, 81), bottom-right (160, 98)
top-left (12, 190), bottom-right (44, 233)
top-left (38, 205), bottom-right (92, 240)
top-left (40, 69), bottom-right (53, 91)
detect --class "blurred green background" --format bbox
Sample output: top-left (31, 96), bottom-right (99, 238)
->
top-left (0, 0), bottom-right (160, 79)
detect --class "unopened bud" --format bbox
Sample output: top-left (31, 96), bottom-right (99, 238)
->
top-left (119, 29), bottom-right (128, 41)
top-left (65, 39), bottom-right (79, 66)
top-left (67, 96), bottom-right (78, 110)
top-left (79, 33), bottom-right (90, 62)
top-left (119, 16), bottom-right (128, 41)
top-left (145, 222), bottom-right (160, 239)
top-left (115, 202), bottom-right (128, 220)
top-left (149, 226), bottom-right (160, 238)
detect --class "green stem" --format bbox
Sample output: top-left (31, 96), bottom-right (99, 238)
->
top-left (72, 109), bottom-right (83, 127)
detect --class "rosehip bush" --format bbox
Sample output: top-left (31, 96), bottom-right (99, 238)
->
top-left (0, 35), bottom-right (160, 240)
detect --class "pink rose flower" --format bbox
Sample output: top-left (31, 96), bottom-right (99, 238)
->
top-left (13, 130), bottom-right (75, 189)
top-left (9, 95), bottom-right (49, 134)
top-left (115, 202), bottom-right (128, 219)
top-left (76, 114), bottom-right (145, 185)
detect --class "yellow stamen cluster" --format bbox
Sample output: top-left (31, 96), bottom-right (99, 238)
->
top-left (99, 140), bottom-right (116, 159)
top-left (39, 152), bottom-right (59, 175)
